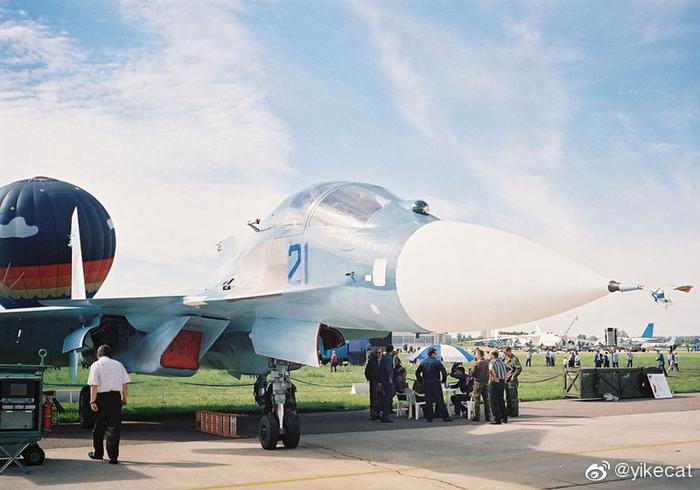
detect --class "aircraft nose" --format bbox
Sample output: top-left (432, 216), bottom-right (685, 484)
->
top-left (395, 221), bottom-right (609, 332)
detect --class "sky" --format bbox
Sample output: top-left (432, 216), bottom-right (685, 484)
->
top-left (0, 0), bottom-right (698, 336)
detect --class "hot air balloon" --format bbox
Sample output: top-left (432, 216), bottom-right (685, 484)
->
top-left (0, 177), bottom-right (116, 309)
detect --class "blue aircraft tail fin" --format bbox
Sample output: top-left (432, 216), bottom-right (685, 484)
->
top-left (641, 323), bottom-right (654, 338)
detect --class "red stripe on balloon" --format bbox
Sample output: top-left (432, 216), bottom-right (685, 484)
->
top-left (0, 258), bottom-right (114, 296)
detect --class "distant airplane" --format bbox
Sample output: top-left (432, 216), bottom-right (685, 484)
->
top-left (633, 323), bottom-right (656, 342)
top-left (483, 325), bottom-right (562, 348)
top-left (620, 323), bottom-right (680, 351)
top-left (481, 338), bottom-right (514, 349)
top-left (641, 337), bottom-right (678, 351)
top-left (0, 181), bottom-right (691, 449)
top-left (650, 285), bottom-right (694, 308)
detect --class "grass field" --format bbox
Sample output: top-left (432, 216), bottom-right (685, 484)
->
top-left (45, 351), bottom-right (700, 423)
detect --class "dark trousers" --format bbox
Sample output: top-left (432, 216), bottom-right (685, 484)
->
top-left (381, 383), bottom-right (395, 421)
top-left (450, 393), bottom-right (469, 415)
top-left (93, 391), bottom-right (122, 461)
top-left (423, 380), bottom-right (448, 421)
top-left (612, 362), bottom-right (619, 368)
top-left (368, 381), bottom-right (381, 418)
top-left (525, 358), bottom-right (531, 367)
top-left (488, 381), bottom-right (506, 423)
top-left (627, 360), bottom-right (633, 367)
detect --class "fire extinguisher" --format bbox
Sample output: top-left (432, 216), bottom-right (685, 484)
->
top-left (42, 398), bottom-right (53, 431)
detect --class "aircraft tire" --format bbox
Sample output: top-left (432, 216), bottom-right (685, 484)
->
top-left (281, 411), bottom-right (300, 449)
top-left (22, 444), bottom-right (45, 466)
top-left (259, 413), bottom-right (279, 450)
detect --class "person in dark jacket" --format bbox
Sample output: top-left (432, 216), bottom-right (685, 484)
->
top-left (594, 350), bottom-right (603, 368)
top-left (395, 367), bottom-right (409, 394)
top-left (364, 347), bottom-right (382, 420)
top-left (656, 349), bottom-right (667, 376)
top-left (411, 379), bottom-right (426, 403)
top-left (603, 352), bottom-right (610, 368)
top-left (416, 348), bottom-right (452, 422)
top-left (449, 365), bottom-right (472, 417)
top-left (378, 345), bottom-right (396, 423)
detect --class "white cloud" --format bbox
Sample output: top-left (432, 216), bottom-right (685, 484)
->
top-left (0, 217), bottom-right (39, 239)
top-left (0, 2), bottom-right (293, 296)
top-left (351, 0), bottom-right (579, 247)
top-left (352, 1), bottom-right (700, 334)
top-left (0, 17), bottom-right (81, 73)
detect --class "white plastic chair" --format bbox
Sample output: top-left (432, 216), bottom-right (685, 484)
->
top-left (404, 389), bottom-right (426, 420)
top-left (394, 392), bottom-right (410, 417)
top-left (458, 400), bottom-right (475, 419)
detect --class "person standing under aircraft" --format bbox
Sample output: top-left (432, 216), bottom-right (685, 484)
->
top-left (364, 347), bottom-right (382, 420)
top-left (415, 348), bottom-right (452, 422)
top-left (603, 352), bottom-right (610, 368)
top-left (488, 349), bottom-right (508, 425)
top-left (504, 347), bottom-right (522, 418)
top-left (330, 350), bottom-right (338, 372)
top-left (612, 349), bottom-right (619, 368)
top-left (379, 345), bottom-right (396, 423)
top-left (626, 349), bottom-right (633, 367)
top-left (574, 351), bottom-right (581, 367)
top-left (469, 348), bottom-right (490, 422)
top-left (87, 345), bottom-right (129, 465)
top-left (525, 349), bottom-right (532, 367)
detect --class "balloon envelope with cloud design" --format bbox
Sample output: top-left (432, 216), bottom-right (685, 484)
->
top-left (0, 177), bottom-right (116, 308)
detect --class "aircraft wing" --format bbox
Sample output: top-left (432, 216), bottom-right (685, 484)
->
top-left (0, 286), bottom-right (364, 375)
top-left (0, 305), bottom-right (95, 320)
top-left (0, 295), bottom-right (221, 374)
top-left (0, 295), bottom-right (188, 328)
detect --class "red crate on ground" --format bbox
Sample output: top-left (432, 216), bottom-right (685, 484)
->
top-left (195, 411), bottom-right (246, 438)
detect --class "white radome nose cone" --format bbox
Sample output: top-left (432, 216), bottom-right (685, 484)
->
top-left (396, 221), bottom-right (609, 332)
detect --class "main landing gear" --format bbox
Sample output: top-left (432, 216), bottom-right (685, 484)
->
top-left (254, 359), bottom-right (300, 450)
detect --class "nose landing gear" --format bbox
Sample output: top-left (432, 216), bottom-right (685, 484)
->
top-left (255, 359), bottom-right (300, 450)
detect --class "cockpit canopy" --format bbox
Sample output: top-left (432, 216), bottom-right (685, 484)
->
top-left (265, 182), bottom-right (400, 232)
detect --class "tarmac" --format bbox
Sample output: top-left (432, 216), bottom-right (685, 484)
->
top-left (2, 394), bottom-right (699, 489)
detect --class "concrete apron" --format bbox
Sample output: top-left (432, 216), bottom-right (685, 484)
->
top-left (3, 396), bottom-right (700, 489)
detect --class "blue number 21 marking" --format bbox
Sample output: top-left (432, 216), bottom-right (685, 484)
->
top-left (288, 243), bottom-right (309, 285)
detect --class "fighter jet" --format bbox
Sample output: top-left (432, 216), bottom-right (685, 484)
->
top-left (650, 285), bottom-right (694, 308)
top-left (0, 181), bottom-right (687, 449)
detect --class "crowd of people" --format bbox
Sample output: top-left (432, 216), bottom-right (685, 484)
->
top-left (537, 346), bottom-right (679, 376)
top-left (362, 342), bottom-right (685, 423)
top-left (363, 345), bottom-right (522, 425)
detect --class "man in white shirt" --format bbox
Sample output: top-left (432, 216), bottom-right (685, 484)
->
top-left (87, 344), bottom-right (130, 464)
